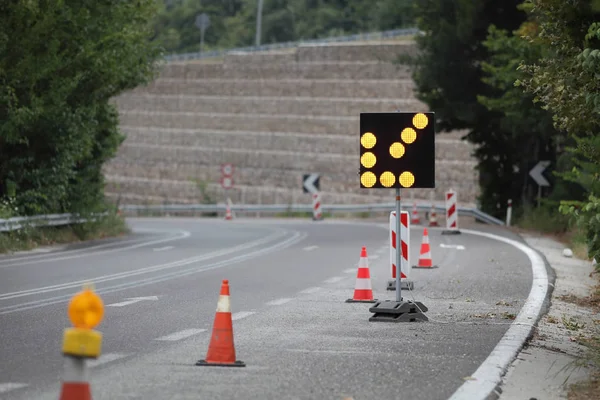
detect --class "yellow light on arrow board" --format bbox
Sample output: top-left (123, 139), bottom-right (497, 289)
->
top-left (412, 113), bottom-right (429, 129)
top-left (360, 152), bottom-right (376, 168)
top-left (380, 172), bottom-right (396, 188)
top-left (360, 132), bottom-right (376, 149)
top-left (401, 128), bottom-right (417, 144)
top-left (68, 283), bottom-right (104, 330)
top-left (389, 142), bottom-right (405, 159)
top-left (399, 172), bottom-right (415, 188)
top-left (361, 172), bottom-right (376, 188)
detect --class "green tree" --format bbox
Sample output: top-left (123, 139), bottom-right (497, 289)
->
top-left (404, 0), bottom-right (527, 217)
top-left (518, 0), bottom-right (600, 262)
top-left (477, 19), bottom-right (583, 219)
top-left (0, 0), bottom-right (162, 215)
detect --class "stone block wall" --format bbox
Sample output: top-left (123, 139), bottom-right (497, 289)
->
top-left (106, 40), bottom-right (480, 207)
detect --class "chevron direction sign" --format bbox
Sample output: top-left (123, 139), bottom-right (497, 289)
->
top-left (529, 161), bottom-right (551, 187)
top-left (302, 174), bottom-right (320, 194)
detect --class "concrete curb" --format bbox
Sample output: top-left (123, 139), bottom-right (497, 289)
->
top-left (446, 229), bottom-right (551, 400)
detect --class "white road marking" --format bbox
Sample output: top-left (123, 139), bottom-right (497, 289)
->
top-left (0, 383), bottom-right (28, 393)
top-left (447, 229), bottom-right (548, 400)
top-left (231, 311), bottom-right (256, 321)
top-left (344, 268), bottom-right (357, 274)
top-left (300, 287), bottom-right (322, 294)
top-left (287, 349), bottom-right (387, 355)
top-left (155, 329), bottom-right (207, 341)
top-left (266, 298), bottom-right (292, 306)
top-left (370, 254), bottom-right (380, 260)
top-left (440, 243), bottom-right (466, 250)
top-left (107, 296), bottom-right (159, 307)
top-left (324, 276), bottom-right (344, 284)
top-left (303, 245), bottom-right (319, 251)
top-left (0, 230), bottom-right (286, 301)
top-left (0, 230), bottom-right (191, 269)
top-left (88, 353), bottom-right (130, 368)
top-left (0, 230), bottom-right (307, 316)
top-left (153, 246), bottom-right (174, 252)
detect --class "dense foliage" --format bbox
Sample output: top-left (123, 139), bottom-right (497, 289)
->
top-left (517, 0), bottom-right (600, 262)
top-left (408, 0), bottom-right (599, 261)
top-left (152, 0), bottom-right (417, 54)
top-left (0, 0), bottom-right (162, 216)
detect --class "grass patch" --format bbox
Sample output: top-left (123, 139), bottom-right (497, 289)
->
top-left (0, 212), bottom-right (130, 254)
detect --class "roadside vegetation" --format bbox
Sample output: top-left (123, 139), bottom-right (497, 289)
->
top-left (402, 0), bottom-right (600, 395)
top-left (0, 1), bottom-right (162, 253)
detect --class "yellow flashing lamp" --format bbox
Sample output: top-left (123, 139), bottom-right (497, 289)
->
top-left (62, 283), bottom-right (104, 359)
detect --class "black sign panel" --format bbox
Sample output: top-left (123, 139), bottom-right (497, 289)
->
top-left (359, 112), bottom-right (435, 189)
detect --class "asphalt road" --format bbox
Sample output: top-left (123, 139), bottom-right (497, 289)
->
top-left (0, 217), bottom-right (534, 400)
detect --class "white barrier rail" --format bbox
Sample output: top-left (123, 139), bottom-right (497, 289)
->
top-left (0, 201), bottom-right (504, 233)
top-left (163, 28), bottom-right (420, 62)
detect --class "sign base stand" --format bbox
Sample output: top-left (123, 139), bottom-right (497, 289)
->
top-left (386, 279), bottom-right (413, 291)
top-left (442, 229), bottom-right (461, 235)
top-left (368, 300), bottom-right (429, 323)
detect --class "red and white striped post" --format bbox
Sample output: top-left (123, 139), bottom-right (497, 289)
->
top-left (442, 189), bottom-right (461, 235)
top-left (506, 199), bottom-right (512, 226)
top-left (387, 210), bottom-right (413, 291)
top-left (312, 192), bottom-right (323, 221)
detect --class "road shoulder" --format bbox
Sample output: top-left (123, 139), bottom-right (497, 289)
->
top-left (499, 234), bottom-right (599, 399)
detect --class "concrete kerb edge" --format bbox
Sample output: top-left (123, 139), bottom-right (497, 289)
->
top-left (446, 228), bottom-right (551, 400)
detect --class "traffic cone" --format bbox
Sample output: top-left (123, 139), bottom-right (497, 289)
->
top-left (59, 358), bottom-right (92, 400)
top-left (224, 202), bottom-right (233, 220)
top-left (196, 280), bottom-right (245, 367)
top-left (428, 205), bottom-right (439, 227)
top-left (413, 228), bottom-right (438, 269)
top-left (411, 202), bottom-right (420, 225)
top-left (346, 247), bottom-right (377, 303)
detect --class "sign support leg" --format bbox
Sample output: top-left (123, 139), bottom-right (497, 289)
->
top-left (369, 188), bottom-right (429, 323)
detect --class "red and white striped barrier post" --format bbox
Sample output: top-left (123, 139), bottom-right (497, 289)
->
top-left (442, 189), bottom-right (461, 235)
top-left (387, 210), bottom-right (413, 291)
top-left (506, 199), bottom-right (512, 226)
top-left (312, 192), bottom-right (323, 221)
top-left (411, 202), bottom-right (420, 225)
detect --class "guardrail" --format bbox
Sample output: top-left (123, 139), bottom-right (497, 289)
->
top-left (164, 28), bottom-right (420, 62)
top-left (0, 202), bottom-right (504, 233)
top-left (119, 202), bottom-right (505, 226)
top-left (0, 213), bottom-right (102, 232)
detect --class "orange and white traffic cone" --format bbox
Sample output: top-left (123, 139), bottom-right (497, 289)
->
top-left (428, 205), bottom-right (439, 227)
top-left (224, 202), bottom-right (233, 221)
top-left (196, 280), bottom-right (245, 367)
top-left (346, 247), bottom-right (377, 303)
top-left (412, 228), bottom-right (438, 269)
top-left (59, 357), bottom-right (92, 400)
top-left (411, 203), bottom-right (420, 225)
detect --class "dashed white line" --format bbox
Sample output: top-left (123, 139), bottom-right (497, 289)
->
top-left (266, 298), bottom-right (293, 306)
top-left (153, 246), bottom-right (174, 252)
top-left (370, 254), bottom-right (380, 260)
top-left (154, 329), bottom-right (207, 341)
top-left (324, 276), bottom-right (345, 284)
top-left (303, 245), bottom-right (319, 251)
top-left (0, 383), bottom-right (28, 393)
top-left (88, 353), bottom-right (130, 368)
top-left (344, 268), bottom-right (357, 274)
top-left (300, 287), bottom-right (322, 294)
top-left (231, 311), bottom-right (256, 320)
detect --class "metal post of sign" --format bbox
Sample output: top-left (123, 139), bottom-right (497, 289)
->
top-left (255, 0), bottom-right (264, 47)
top-left (395, 188), bottom-right (402, 302)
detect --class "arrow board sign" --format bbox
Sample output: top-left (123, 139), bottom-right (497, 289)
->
top-left (303, 174), bottom-right (320, 194)
top-left (529, 161), bottom-right (551, 187)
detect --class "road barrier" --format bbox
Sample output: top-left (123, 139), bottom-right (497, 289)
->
top-left (0, 198), bottom-right (505, 233)
top-left (387, 211), bottom-right (412, 291)
top-left (163, 28), bottom-right (420, 62)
